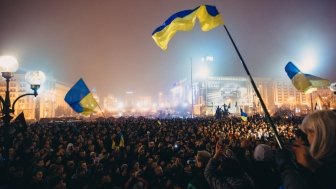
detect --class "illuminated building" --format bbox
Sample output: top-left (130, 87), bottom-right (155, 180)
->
top-left (172, 76), bottom-right (335, 116)
top-left (0, 73), bottom-right (37, 120)
top-left (135, 96), bottom-right (152, 113)
top-left (0, 74), bottom-right (74, 120)
top-left (38, 80), bottom-right (74, 118)
top-left (124, 91), bottom-right (135, 109)
top-left (103, 95), bottom-right (119, 112)
top-left (35, 78), bottom-right (75, 119)
top-left (158, 92), bottom-right (169, 109)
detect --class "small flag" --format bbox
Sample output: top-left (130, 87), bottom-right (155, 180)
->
top-left (10, 112), bottom-right (27, 134)
top-left (64, 78), bottom-right (98, 115)
top-left (240, 108), bottom-right (248, 122)
top-left (285, 62), bottom-right (330, 94)
top-left (152, 4), bottom-right (224, 50)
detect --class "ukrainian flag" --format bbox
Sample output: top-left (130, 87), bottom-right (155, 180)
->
top-left (64, 78), bottom-right (98, 115)
top-left (152, 4), bottom-right (224, 50)
top-left (285, 62), bottom-right (330, 94)
top-left (241, 109), bottom-right (248, 122)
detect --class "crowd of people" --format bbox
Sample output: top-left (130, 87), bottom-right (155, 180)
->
top-left (0, 110), bottom-right (335, 189)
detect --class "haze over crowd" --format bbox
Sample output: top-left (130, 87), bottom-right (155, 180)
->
top-left (0, 0), bottom-right (335, 97)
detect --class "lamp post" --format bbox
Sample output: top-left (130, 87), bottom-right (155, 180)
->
top-left (0, 55), bottom-right (45, 157)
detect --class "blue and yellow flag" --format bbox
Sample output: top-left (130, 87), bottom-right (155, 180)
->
top-left (152, 4), bottom-right (224, 50)
top-left (240, 109), bottom-right (248, 122)
top-left (285, 62), bottom-right (330, 94)
top-left (64, 78), bottom-right (98, 115)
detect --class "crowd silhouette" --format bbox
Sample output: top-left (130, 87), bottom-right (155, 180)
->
top-left (0, 110), bottom-right (335, 189)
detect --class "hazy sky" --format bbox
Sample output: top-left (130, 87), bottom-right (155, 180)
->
top-left (1, 0), bottom-right (335, 98)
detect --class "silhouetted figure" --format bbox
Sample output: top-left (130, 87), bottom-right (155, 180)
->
top-left (215, 106), bottom-right (222, 120)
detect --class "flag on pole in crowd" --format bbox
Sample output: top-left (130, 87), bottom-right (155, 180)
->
top-left (64, 78), bottom-right (98, 116)
top-left (240, 108), bottom-right (248, 122)
top-left (10, 112), bottom-right (27, 134)
top-left (152, 4), bottom-right (224, 50)
top-left (285, 62), bottom-right (330, 94)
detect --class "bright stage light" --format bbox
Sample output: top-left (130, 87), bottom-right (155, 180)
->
top-left (298, 46), bottom-right (318, 73)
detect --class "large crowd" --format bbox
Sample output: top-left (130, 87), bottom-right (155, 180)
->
top-left (0, 110), bottom-right (335, 189)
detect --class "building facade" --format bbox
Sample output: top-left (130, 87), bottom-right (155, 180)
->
top-left (0, 74), bottom-right (73, 120)
top-left (171, 76), bottom-right (335, 116)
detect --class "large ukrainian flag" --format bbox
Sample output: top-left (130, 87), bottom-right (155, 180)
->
top-left (285, 62), bottom-right (330, 94)
top-left (64, 78), bottom-right (98, 115)
top-left (152, 4), bottom-right (224, 50)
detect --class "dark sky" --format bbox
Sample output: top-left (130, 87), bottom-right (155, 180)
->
top-left (1, 0), bottom-right (335, 98)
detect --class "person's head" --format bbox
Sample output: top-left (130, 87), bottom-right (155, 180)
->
top-left (253, 144), bottom-right (274, 162)
top-left (80, 161), bottom-right (87, 170)
top-left (299, 110), bottom-right (336, 160)
top-left (79, 149), bottom-right (86, 157)
top-left (154, 165), bottom-right (163, 177)
top-left (33, 170), bottom-right (44, 181)
top-left (195, 150), bottom-right (211, 168)
top-left (36, 159), bottom-right (45, 167)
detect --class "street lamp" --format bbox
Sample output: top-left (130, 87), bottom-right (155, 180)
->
top-left (0, 55), bottom-right (45, 156)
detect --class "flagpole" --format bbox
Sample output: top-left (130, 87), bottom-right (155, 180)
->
top-left (223, 25), bottom-right (284, 149)
top-left (310, 92), bottom-right (314, 112)
top-left (96, 103), bottom-right (106, 118)
top-left (190, 57), bottom-right (194, 118)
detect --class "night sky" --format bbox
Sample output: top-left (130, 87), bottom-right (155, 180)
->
top-left (1, 0), bottom-right (335, 98)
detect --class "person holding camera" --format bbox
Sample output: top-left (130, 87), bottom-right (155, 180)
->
top-left (276, 110), bottom-right (336, 189)
top-left (204, 140), bottom-right (254, 189)
top-left (188, 150), bottom-right (212, 189)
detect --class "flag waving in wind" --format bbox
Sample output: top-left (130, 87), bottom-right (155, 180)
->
top-left (152, 4), bottom-right (224, 50)
top-left (64, 78), bottom-right (98, 115)
top-left (240, 109), bottom-right (248, 122)
top-left (285, 62), bottom-right (330, 94)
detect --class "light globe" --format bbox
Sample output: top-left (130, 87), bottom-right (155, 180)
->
top-left (0, 55), bottom-right (19, 73)
top-left (25, 70), bottom-right (46, 86)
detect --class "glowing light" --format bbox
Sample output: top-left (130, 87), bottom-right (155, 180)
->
top-left (299, 46), bottom-right (318, 73)
top-left (197, 66), bottom-right (209, 79)
top-left (117, 102), bottom-right (124, 109)
top-left (25, 70), bottom-right (46, 85)
top-left (0, 55), bottom-right (19, 72)
top-left (201, 55), bottom-right (214, 63)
